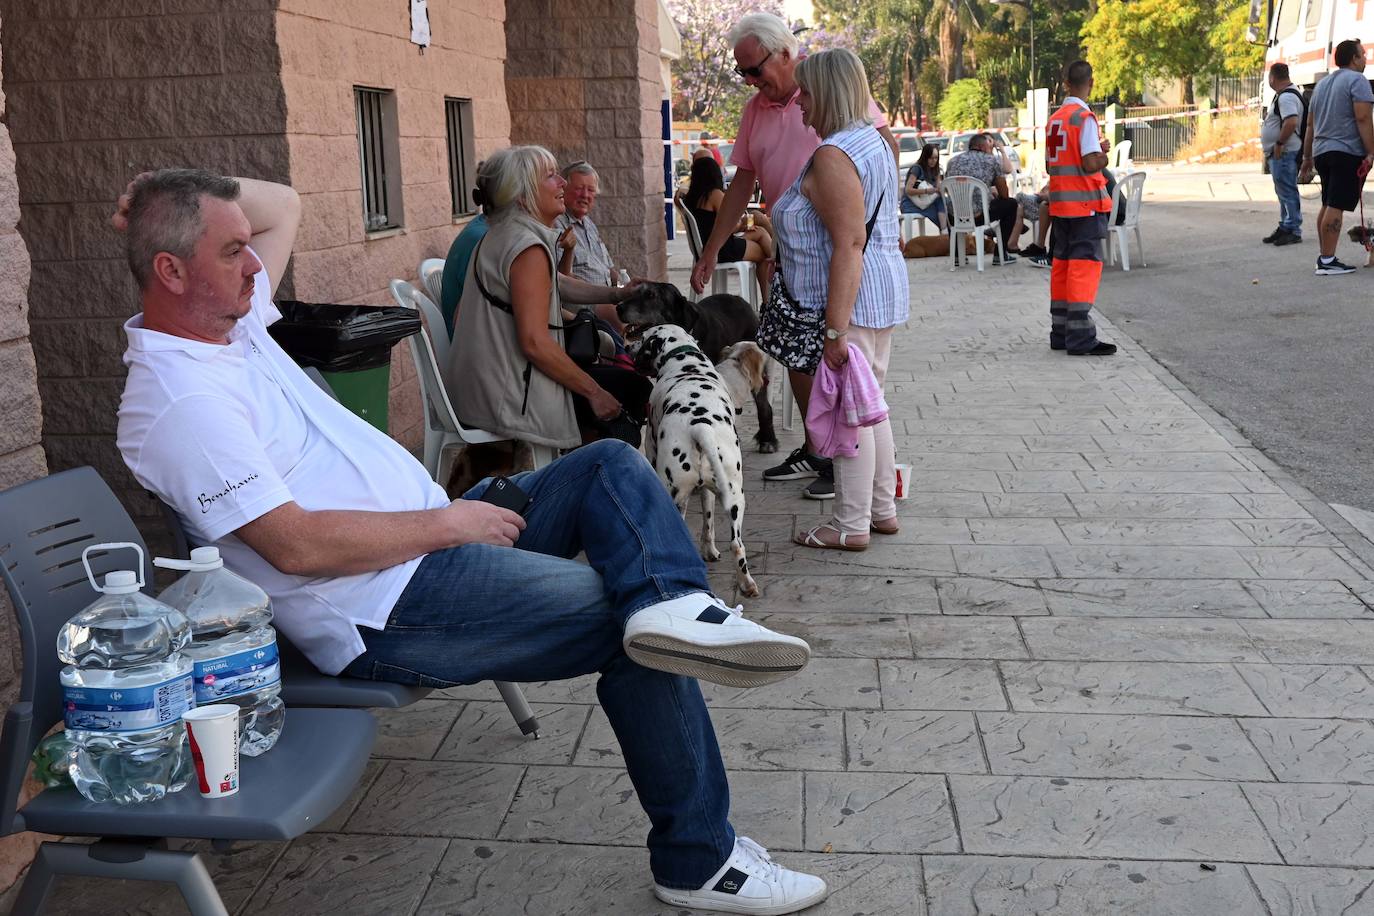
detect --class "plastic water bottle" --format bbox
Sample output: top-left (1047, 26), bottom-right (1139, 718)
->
top-left (155, 547), bottom-right (284, 756)
top-left (57, 543), bottom-right (194, 805)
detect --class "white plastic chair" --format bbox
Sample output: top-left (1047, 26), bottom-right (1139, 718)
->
top-left (1109, 139), bottom-right (1134, 172)
top-left (674, 195), bottom-right (757, 308)
top-left (945, 175), bottom-right (1004, 272)
top-left (388, 279), bottom-right (523, 486)
top-left (899, 212), bottom-right (936, 242)
top-left (1104, 171), bottom-right (1147, 271)
top-left (419, 257), bottom-right (445, 304)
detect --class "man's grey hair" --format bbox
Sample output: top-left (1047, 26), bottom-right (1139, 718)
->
top-left (728, 12), bottom-right (798, 56)
top-left (562, 160), bottom-right (599, 183)
top-left (126, 169), bottom-right (240, 290)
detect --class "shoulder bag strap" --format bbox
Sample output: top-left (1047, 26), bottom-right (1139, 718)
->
top-left (472, 235), bottom-right (567, 331)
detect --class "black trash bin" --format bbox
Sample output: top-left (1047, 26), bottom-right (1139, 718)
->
top-left (268, 301), bottom-right (421, 432)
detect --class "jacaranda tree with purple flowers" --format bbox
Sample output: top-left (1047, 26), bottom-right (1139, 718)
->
top-left (668, 0), bottom-right (785, 132)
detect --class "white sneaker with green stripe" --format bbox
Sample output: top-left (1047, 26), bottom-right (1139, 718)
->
top-left (623, 593), bottom-right (811, 688)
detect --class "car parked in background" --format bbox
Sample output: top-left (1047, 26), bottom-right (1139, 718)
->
top-left (893, 128), bottom-right (922, 173)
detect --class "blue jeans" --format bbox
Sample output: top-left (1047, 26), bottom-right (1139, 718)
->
top-left (1271, 150), bottom-right (1303, 234)
top-left (342, 440), bottom-right (734, 888)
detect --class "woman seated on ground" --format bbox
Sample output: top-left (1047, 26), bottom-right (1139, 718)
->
top-left (683, 155), bottom-right (774, 301)
top-left (447, 145), bottom-right (647, 451)
top-left (900, 143), bottom-right (947, 232)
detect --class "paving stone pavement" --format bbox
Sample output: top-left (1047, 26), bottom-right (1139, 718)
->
top-left (35, 250), bottom-right (1374, 914)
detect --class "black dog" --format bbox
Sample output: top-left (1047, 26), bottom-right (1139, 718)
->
top-left (617, 281), bottom-right (779, 453)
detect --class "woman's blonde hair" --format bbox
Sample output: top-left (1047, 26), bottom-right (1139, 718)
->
top-left (473, 145), bottom-right (558, 220)
top-left (795, 48), bottom-right (873, 139)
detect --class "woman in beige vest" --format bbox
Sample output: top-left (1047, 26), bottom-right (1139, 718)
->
top-left (446, 146), bottom-right (622, 450)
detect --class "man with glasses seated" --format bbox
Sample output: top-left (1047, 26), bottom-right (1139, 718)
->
top-left (691, 11), bottom-right (898, 503)
top-left (945, 132), bottom-right (1023, 264)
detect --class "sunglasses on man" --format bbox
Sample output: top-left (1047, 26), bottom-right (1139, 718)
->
top-left (735, 50), bottom-right (772, 79)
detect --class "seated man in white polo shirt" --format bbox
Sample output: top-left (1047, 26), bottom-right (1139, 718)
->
top-left (112, 169), bottom-right (826, 916)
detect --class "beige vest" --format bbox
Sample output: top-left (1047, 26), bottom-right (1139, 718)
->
top-left (446, 212), bottom-right (580, 448)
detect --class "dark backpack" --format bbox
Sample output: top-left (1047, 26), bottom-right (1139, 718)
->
top-left (1274, 86), bottom-right (1308, 150)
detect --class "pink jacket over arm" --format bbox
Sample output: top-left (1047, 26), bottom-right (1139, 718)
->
top-left (805, 343), bottom-right (889, 458)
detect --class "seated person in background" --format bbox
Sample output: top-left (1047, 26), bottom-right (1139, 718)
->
top-left (946, 132), bottom-right (1022, 260)
top-left (900, 142), bottom-right (947, 232)
top-left (1020, 182), bottom-right (1053, 267)
top-left (448, 146), bottom-right (648, 449)
top-left (439, 210), bottom-right (487, 336)
top-left (554, 161), bottom-right (622, 287)
top-left (440, 170), bottom-right (637, 340)
top-left (112, 167), bottom-right (825, 916)
top-left (683, 155), bottom-right (774, 301)
top-left (698, 130), bottom-right (725, 166)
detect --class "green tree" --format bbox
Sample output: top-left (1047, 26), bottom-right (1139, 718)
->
top-left (1082, 0), bottom-right (1258, 105)
top-left (937, 78), bottom-right (992, 128)
top-left (1210, 1), bottom-right (1266, 77)
top-left (813, 0), bottom-right (938, 124)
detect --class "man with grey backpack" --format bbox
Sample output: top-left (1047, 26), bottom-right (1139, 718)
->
top-left (1263, 62), bottom-right (1306, 247)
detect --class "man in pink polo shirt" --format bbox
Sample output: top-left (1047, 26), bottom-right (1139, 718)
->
top-left (691, 12), bottom-right (896, 500)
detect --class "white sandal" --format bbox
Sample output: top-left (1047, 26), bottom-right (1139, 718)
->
top-left (793, 523), bottom-right (869, 553)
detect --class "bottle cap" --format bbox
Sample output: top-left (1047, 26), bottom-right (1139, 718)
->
top-left (101, 570), bottom-right (140, 595)
top-left (154, 546), bottom-right (223, 573)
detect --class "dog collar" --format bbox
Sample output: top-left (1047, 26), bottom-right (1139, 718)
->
top-left (661, 344), bottom-right (703, 362)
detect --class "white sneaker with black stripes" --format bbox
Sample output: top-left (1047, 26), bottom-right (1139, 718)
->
top-left (653, 836), bottom-right (828, 915)
top-left (623, 593), bottom-right (811, 688)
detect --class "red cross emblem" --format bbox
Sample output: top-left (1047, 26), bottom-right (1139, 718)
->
top-left (1046, 122), bottom-right (1069, 161)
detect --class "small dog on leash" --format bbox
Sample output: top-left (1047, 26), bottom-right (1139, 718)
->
top-left (715, 341), bottom-right (769, 417)
top-left (631, 324), bottom-right (761, 598)
top-left (617, 281), bottom-right (779, 454)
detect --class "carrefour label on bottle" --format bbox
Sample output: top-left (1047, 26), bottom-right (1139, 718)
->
top-left (192, 639), bottom-right (281, 704)
top-left (63, 673), bottom-right (193, 733)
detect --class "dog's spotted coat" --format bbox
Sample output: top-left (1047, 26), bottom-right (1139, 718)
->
top-left (633, 325), bottom-right (760, 598)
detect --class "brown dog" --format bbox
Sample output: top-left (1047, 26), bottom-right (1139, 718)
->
top-left (903, 235), bottom-right (997, 259)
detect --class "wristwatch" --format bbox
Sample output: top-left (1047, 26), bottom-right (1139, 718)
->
top-left (824, 327), bottom-right (847, 340)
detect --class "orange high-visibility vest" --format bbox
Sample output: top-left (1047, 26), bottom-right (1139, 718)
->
top-left (1046, 101), bottom-right (1110, 218)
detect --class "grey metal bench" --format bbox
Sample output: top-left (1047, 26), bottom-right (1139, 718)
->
top-left (0, 467), bottom-right (377, 915)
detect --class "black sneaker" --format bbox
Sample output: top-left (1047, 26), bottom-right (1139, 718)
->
top-left (1068, 341), bottom-right (1117, 356)
top-left (992, 252), bottom-right (1017, 266)
top-left (1026, 253), bottom-right (1051, 269)
top-left (803, 467), bottom-right (834, 500)
top-left (1021, 243), bottom-right (1048, 258)
top-left (1263, 227), bottom-right (1285, 244)
top-left (1315, 257), bottom-right (1357, 276)
top-left (763, 447), bottom-right (827, 481)
top-left (1272, 230), bottom-right (1302, 246)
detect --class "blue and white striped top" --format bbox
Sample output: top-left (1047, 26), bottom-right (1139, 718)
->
top-left (771, 122), bottom-right (909, 329)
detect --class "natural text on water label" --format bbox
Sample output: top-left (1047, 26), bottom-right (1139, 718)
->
top-left (192, 638), bottom-right (281, 704)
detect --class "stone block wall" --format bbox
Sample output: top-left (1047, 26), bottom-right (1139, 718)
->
top-left (276, 0), bottom-right (513, 452)
top-left (506, 0), bottom-right (668, 279)
top-left (0, 9), bottom-right (50, 897)
top-left (2, 2), bottom-right (290, 538)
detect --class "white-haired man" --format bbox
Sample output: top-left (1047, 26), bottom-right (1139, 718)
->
top-left (691, 12), bottom-right (897, 501)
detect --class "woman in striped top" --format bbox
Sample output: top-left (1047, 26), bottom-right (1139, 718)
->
top-left (759, 48), bottom-right (908, 550)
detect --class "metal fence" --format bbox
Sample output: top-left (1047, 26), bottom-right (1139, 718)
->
top-left (1121, 105), bottom-right (1198, 162)
top-left (1210, 74), bottom-right (1264, 108)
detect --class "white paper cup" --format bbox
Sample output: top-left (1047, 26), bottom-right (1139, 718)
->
top-left (894, 464), bottom-right (913, 500)
top-left (183, 705), bottom-right (240, 798)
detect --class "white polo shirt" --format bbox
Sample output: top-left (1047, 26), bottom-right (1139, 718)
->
top-left (117, 258), bottom-right (449, 674)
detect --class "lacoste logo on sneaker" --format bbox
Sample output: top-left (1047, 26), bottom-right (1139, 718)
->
top-left (712, 867), bottom-right (750, 895)
top-left (696, 606), bottom-right (730, 624)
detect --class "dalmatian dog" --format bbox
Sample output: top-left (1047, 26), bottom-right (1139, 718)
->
top-left (632, 324), bottom-right (761, 598)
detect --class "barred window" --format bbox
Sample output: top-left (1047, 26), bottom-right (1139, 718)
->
top-left (446, 97), bottom-right (477, 218)
top-left (354, 86), bottom-right (404, 232)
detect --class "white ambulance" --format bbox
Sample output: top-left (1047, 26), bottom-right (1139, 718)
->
top-left (1247, 0), bottom-right (1373, 171)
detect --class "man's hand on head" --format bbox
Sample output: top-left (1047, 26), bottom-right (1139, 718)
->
top-left (442, 499), bottom-right (527, 549)
top-left (111, 172), bottom-right (156, 233)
